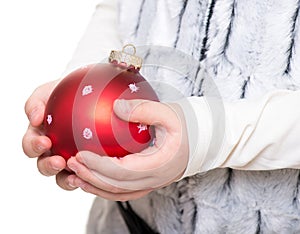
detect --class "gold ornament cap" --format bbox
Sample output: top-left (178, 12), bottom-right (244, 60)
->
top-left (109, 44), bottom-right (143, 69)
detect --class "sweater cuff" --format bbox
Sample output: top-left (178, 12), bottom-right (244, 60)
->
top-left (176, 96), bottom-right (216, 178)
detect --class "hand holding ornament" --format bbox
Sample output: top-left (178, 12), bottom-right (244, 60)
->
top-left (22, 80), bottom-right (73, 189)
top-left (66, 98), bottom-right (189, 201)
top-left (22, 82), bottom-right (189, 199)
top-left (22, 45), bottom-right (190, 198)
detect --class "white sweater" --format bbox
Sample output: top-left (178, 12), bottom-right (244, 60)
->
top-left (67, 0), bottom-right (300, 177)
top-left (67, 0), bottom-right (300, 233)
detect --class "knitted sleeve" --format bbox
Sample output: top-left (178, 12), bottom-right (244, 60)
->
top-left (179, 89), bottom-right (300, 178)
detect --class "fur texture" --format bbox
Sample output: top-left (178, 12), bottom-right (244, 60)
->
top-left (87, 0), bottom-right (300, 233)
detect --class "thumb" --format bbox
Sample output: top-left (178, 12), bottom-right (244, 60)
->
top-left (113, 99), bottom-right (179, 129)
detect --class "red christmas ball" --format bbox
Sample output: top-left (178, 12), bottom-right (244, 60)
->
top-left (44, 47), bottom-right (158, 160)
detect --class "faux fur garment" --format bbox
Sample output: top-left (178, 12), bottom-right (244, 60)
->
top-left (87, 0), bottom-right (300, 233)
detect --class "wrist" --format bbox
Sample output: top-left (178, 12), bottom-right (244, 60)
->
top-left (175, 96), bottom-right (215, 178)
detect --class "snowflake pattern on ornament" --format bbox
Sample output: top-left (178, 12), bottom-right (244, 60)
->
top-left (47, 115), bottom-right (52, 125)
top-left (128, 83), bottom-right (140, 93)
top-left (83, 128), bottom-right (93, 140)
top-left (137, 123), bottom-right (147, 133)
top-left (82, 85), bottom-right (93, 96)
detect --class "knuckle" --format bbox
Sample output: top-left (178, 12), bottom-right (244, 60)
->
top-left (37, 167), bottom-right (52, 177)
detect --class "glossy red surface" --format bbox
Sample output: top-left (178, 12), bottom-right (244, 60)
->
top-left (44, 63), bottom-right (158, 160)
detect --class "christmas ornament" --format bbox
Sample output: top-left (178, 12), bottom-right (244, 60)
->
top-left (44, 44), bottom-right (159, 160)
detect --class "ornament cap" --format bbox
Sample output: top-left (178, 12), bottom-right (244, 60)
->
top-left (109, 44), bottom-right (143, 69)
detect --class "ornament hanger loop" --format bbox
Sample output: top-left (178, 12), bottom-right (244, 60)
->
top-left (122, 44), bottom-right (136, 55)
top-left (109, 44), bottom-right (142, 69)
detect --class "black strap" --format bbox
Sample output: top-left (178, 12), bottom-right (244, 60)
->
top-left (116, 201), bottom-right (159, 234)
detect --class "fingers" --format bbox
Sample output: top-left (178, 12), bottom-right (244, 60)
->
top-left (35, 153), bottom-right (154, 199)
top-left (23, 80), bottom-right (81, 192)
top-left (37, 155), bottom-right (66, 176)
top-left (78, 183), bottom-right (152, 201)
top-left (113, 99), bottom-right (184, 155)
top-left (113, 99), bottom-right (180, 132)
top-left (24, 80), bottom-right (58, 126)
top-left (23, 80), bottom-right (59, 155)
top-left (71, 150), bottom-right (185, 191)
top-left (36, 155), bottom-right (77, 191)
top-left (56, 171), bottom-right (79, 191)
top-left (23, 97), bottom-right (186, 200)
top-left (22, 125), bottom-right (52, 158)
top-left (76, 150), bottom-right (169, 178)
top-left (24, 100), bottom-right (46, 127)
top-left (68, 172), bottom-right (152, 201)
top-left (77, 100), bottom-right (188, 191)
top-left (67, 156), bottom-right (141, 192)
top-left (33, 152), bottom-right (76, 191)
top-left (67, 156), bottom-right (153, 201)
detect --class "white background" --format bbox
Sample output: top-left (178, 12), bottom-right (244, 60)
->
top-left (0, 1), bottom-right (100, 233)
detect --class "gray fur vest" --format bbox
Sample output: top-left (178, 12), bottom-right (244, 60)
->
top-left (87, 0), bottom-right (300, 233)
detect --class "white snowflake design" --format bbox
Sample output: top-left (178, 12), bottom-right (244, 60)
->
top-left (137, 123), bottom-right (147, 133)
top-left (47, 114), bottom-right (52, 125)
top-left (128, 83), bottom-right (140, 93)
top-left (82, 85), bottom-right (93, 96)
top-left (83, 128), bottom-right (93, 140)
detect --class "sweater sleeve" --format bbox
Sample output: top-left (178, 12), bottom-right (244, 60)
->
top-left (178, 89), bottom-right (300, 178)
top-left (64, 0), bottom-right (121, 75)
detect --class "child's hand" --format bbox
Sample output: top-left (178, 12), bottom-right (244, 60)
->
top-left (22, 80), bottom-right (77, 190)
top-left (66, 99), bottom-right (189, 201)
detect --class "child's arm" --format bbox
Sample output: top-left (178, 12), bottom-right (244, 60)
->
top-left (180, 89), bottom-right (300, 178)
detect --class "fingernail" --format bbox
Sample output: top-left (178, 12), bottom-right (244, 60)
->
top-left (51, 166), bottom-right (61, 172)
top-left (67, 178), bottom-right (77, 188)
top-left (33, 143), bottom-right (46, 154)
top-left (114, 99), bottom-right (131, 114)
top-left (37, 144), bottom-right (46, 152)
top-left (68, 182), bottom-right (77, 188)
